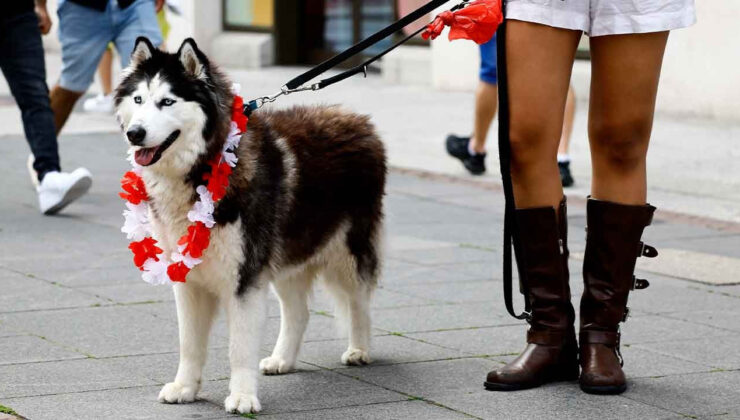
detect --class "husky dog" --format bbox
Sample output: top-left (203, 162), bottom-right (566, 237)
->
top-left (115, 37), bottom-right (386, 414)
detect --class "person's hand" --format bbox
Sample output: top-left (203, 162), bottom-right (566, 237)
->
top-left (155, 0), bottom-right (165, 13)
top-left (35, 4), bottom-right (52, 35)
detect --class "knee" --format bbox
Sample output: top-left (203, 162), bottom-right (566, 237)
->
top-left (508, 123), bottom-right (557, 175)
top-left (590, 115), bottom-right (652, 172)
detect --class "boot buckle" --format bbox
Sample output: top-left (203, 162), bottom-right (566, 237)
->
top-left (638, 242), bottom-right (658, 258)
top-left (632, 276), bottom-right (650, 290)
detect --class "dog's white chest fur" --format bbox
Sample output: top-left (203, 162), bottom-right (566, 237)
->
top-left (143, 173), bottom-right (244, 296)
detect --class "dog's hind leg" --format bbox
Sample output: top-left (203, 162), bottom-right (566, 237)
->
top-left (159, 284), bottom-right (219, 404)
top-left (324, 263), bottom-right (374, 366)
top-left (224, 281), bottom-right (268, 414)
top-left (260, 268), bottom-right (314, 375)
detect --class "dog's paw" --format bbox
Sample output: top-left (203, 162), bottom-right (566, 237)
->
top-left (341, 348), bottom-right (370, 366)
top-left (224, 392), bottom-right (261, 414)
top-left (157, 381), bottom-right (199, 404)
top-left (259, 355), bottom-right (294, 375)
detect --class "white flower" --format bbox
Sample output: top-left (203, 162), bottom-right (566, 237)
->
top-left (171, 251), bottom-right (202, 269)
top-left (187, 185), bottom-right (216, 228)
top-left (126, 149), bottom-right (143, 174)
top-left (231, 83), bottom-right (242, 96)
top-left (122, 202), bottom-right (151, 241)
top-left (222, 150), bottom-right (238, 167)
top-left (141, 258), bottom-right (170, 286)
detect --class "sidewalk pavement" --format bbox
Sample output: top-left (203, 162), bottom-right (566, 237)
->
top-left (2, 54), bottom-right (739, 223)
top-left (1, 58), bottom-right (740, 419)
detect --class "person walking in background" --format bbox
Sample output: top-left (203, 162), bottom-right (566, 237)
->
top-left (83, 0), bottom-right (176, 113)
top-left (446, 35), bottom-right (577, 187)
top-left (0, 0), bottom-right (92, 215)
top-left (50, 0), bottom-right (164, 131)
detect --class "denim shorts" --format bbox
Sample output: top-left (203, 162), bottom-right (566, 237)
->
top-left (479, 35), bottom-right (498, 85)
top-left (57, 0), bottom-right (162, 92)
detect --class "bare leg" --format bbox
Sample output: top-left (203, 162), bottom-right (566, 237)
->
top-left (225, 284), bottom-right (268, 414)
top-left (471, 81), bottom-right (499, 154)
top-left (49, 85), bottom-right (83, 135)
top-left (506, 20), bottom-right (582, 209)
top-left (158, 284), bottom-right (219, 404)
top-left (99, 48), bottom-right (114, 95)
top-left (589, 32), bottom-right (669, 205)
top-left (558, 86), bottom-right (576, 156)
top-left (260, 269), bottom-right (314, 375)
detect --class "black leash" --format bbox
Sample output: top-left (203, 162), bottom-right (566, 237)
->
top-left (496, 5), bottom-right (531, 321)
top-left (244, 0), bottom-right (471, 116)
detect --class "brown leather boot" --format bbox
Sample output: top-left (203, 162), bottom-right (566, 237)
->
top-left (485, 198), bottom-right (578, 391)
top-left (579, 198), bottom-right (658, 395)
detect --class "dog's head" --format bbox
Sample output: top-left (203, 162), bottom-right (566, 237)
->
top-left (115, 37), bottom-right (232, 174)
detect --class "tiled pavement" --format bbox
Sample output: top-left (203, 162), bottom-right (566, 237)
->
top-left (1, 132), bottom-right (739, 419)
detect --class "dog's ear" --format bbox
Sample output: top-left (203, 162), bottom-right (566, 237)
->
top-left (131, 37), bottom-right (155, 67)
top-left (178, 38), bottom-right (208, 81)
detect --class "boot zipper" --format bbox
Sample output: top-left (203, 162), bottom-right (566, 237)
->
top-left (558, 239), bottom-right (565, 255)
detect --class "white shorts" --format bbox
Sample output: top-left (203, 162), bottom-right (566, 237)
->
top-left (505, 0), bottom-right (696, 36)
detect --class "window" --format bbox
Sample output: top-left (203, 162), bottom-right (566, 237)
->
top-left (223, 0), bottom-right (275, 31)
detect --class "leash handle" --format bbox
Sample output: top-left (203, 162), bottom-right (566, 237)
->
top-left (496, 8), bottom-right (531, 321)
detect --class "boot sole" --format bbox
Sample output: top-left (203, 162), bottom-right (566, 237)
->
top-left (580, 383), bottom-right (627, 395)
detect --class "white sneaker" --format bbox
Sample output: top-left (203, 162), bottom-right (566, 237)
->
top-left (37, 169), bottom-right (93, 215)
top-left (82, 94), bottom-right (114, 113)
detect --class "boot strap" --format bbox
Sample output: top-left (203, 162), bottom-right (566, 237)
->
top-left (579, 330), bottom-right (619, 346)
top-left (527, 329), bottom-right (570, 346)
top-left (638, 242), bottom-right (658, 258)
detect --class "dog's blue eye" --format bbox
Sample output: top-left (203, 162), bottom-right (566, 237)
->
top-left (161, 98), bottom-right (175, 107)
top-left (134, 96), bottom-right (142, 104)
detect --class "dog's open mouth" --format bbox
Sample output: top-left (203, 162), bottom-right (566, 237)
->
top-left (134, 130), bottom-right (181, 167)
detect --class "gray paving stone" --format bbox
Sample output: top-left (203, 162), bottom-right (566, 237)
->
top-left (383, 279), bottom-right (501, 304)
top-left (664, 310), bottom-right (740, 333)
top-left (76, 281), bottom-right (176, 305)
top-left (200, 371), bottom-right (406, 416)
top-left (3, 385), bottom-right (226, 420)
top-left (0, 334), bottom-right (85, 365)
top-left (255, 399), bottom-right (471, 420)
top-left (295, 334), bottom-right (466, 369)
top-left (0, 269), bottom-right (105, 313)
top-left (627, 275), bottom-right (740, 315)
top-left (351, 358), bottom-right (677, 420)
top-left (104, 348), bottom-right (318, 386)
top-left (0, 358), bottom-right (156, 399)
top-left (617, 315), bottom-right (730, 345)
top-left (660, 234), bottom-right (740, 259)
top-left (633, 334), bottom-right (740, 370)
top-left (408, 325), bottom-right (525, 356)
top-left (388, 246), bottom-right (496, 266)
top-left (626, 371), bottom-right (740, 417)
top-left (382, 261), bottom-right (486, 284)
top-left (0, 305), bottom-right (180, 358)
top-left (373, 302), bottom-right (515, 334)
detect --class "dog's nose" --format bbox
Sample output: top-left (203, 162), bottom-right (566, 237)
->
top-left (126, 126), bottom-right (147, 145)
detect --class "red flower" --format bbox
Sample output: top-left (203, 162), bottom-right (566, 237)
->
top-left (422, 0), bottom-right (502, 45)
top-left (167, 262), bottom-right (190, 283)
top-left (120, 171), bottom-right (149, 204)
top-left (129, 237), bottom-right (162, 269)
top-left (232, 95), bottom-right (248, 132)
top-left (202, 155), bottom-right (232, 201)
top-left (177, 222), bottom-right (211, 258)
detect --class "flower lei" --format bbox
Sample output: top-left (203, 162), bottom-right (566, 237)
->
top-left (119, 85), bottom-right (248, 285)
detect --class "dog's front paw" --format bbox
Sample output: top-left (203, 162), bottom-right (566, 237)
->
top-left (224, 392), bottom-right (261, 414)
top-left (259, 355), bottom-right (294, 375)
top-left (158, 381), bottom-right (199, 404)
top-left (341, 348), bottom-right (370, 366)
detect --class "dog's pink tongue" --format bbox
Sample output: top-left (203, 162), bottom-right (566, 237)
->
top-left (134, 147), bottom-right (157, 166)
